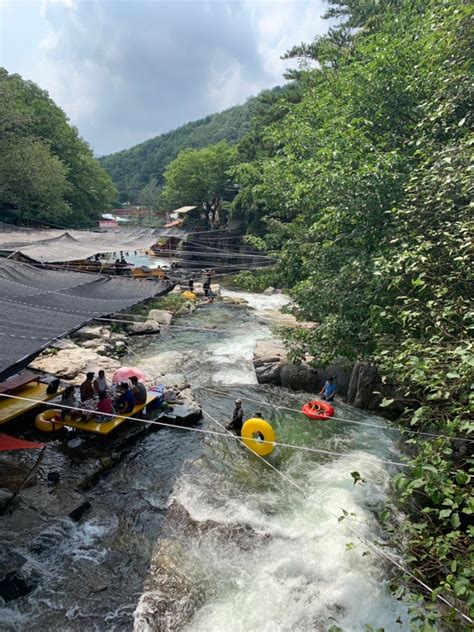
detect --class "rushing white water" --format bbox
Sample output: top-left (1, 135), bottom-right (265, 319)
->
top-left (133, 289), bottom-right (411, 631)
top-left (0, 287), bottom-right (413, 631)
top-left (222, 288), bottom-right (292, 312)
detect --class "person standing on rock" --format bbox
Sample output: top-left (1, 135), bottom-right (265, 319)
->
top-left (320, 376), bottom-right (336, 402)
top-left (226, 399), bottom-right (244, 435)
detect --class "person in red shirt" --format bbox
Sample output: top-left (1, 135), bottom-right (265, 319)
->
top-left (96, 390), bottom-right (114, 421)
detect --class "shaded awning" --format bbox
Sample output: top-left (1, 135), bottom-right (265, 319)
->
top-left (0, 433), bottom-right (45, 451)
top-left (0, 225), bottom-right (190, 263)
top-left (0, 258), bottom-right (173, 380)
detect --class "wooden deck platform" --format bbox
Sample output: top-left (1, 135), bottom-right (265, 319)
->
top-left (48, 392), bottom-right (158, 436)
top-left (0, 382), bottom-right (63, 425)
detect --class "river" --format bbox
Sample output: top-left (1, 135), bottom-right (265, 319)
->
top-left (0, 288), bottom-right (410, 631)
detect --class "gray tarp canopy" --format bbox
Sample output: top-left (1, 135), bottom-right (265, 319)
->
top-left (0, 258), bottom-right (173, 380)
top-left (0, 225), bottom-right (189, 263)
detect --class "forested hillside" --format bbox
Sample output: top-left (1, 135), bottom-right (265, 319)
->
top-left (0, 69), bottom-right (116, 227)
top-left (233, 0), bottom-right (473, 626)
top-left (100, 99), bottom-right (255, 203)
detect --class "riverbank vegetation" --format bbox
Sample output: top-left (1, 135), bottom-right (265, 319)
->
top-left (0, 69), bottom-right (117, 227)
top-left (231, 0), bottom-right (473, 627)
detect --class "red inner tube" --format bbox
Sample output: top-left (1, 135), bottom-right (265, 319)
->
top-left (301, 400), bottom-right (335, 420)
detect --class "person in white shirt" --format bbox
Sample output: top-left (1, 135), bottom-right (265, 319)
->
top-left (93, 370), bottom-right (107, 395)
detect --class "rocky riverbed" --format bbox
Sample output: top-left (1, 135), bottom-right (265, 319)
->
top-left (0, 284), bottom-right (410, 631)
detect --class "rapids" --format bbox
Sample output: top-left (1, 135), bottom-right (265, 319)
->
top-left (0, 287), bottom-right (412, 631)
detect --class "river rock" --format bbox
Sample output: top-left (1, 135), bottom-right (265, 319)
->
top-left (347, 363), bottom-right (379, 409)
top-left (220, 295), bottom-right (248, 306)
top-left (29, 347), bottom-right (120, 381)
top-left (160, 374), bottom-right (189, 392)
top-left (191, 282), bottom-right (205, 297)
top-left (147, 309), bottom-right (173, 326)
top-left (0, 487), bottom-right (11, 511)
top-left (49, 338), bottom-right (77, 350)
top-left (128, 320), bottom-right (161, 336)
top-left (346, 362), bottom-right (402, 412)
top-left (0, 460), bottom-right (36, 492)
top-left (176, 301), bottom-right (196, 315)
top-left (280, 363), bottom-right (318, 391)
top-left (71, 325), bottom-right (104, 342)
top-left (263, 286), bottom-right (275, 294)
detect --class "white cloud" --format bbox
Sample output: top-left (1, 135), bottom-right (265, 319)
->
top-left (5, 0), bottom-right (329, 153)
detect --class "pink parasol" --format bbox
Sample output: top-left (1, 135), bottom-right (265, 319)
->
top-left (112, 366), bottom-right (146, 384)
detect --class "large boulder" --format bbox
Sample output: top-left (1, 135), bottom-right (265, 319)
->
top-left (254, 339), bottom-right (287, 364)
top-left (176, 301), bottom-right (196, 315)
top-left (346, 362), bottom-right (404, 413)
top-left (280, 363), bottom-right (318, 392)
top-left (128, 320), bottom-right (161, 336)
top-left (253, 339), bottom-right (287, 386)
top-left (220, 295), bottom-right (248, 306)
top-left (29, 347), bottom-right (120, 381)
top-left (255, 362), bottom-right (282, 385)
top-left (71, 325), bottom-right (104, 342)
top-left (147, 309), bottom-right (173, 326)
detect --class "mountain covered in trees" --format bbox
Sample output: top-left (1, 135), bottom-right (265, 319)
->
top-left (0, 68), bottom-right (116, 227)
top-left (100, 99), bottom-right (256, 204)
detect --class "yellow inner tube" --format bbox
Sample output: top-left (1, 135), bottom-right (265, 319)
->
top-left (35, 409), bottom-right (63, 432)
top-left (182, 290), bottom-right (196, 300)
top-left (241, 418), bottom-right (275, 456)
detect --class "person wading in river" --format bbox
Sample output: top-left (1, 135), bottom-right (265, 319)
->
top-left (225, 399), bottom-right (244, 435)
top-left (320, 376), bottom-right (336, 402)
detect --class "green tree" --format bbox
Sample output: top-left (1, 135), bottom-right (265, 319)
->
top-left (234, 0), bottom-right (474, 624)
top-left (138, 176), bottom-right (161, 210)
top-left (0, 68), bottom-right (117, 227)
top-left (162, 141), bottom-right (237, 226)
top-left (100, 100), bottom-right (254, 202)
top-left (0, 138), bottom-right (70, 223)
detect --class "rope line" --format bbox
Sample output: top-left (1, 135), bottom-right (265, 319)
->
top-left (0, 392), bottom-right (409, 468)
top-left (199, 386), bottom-right (474, 443)
top-left (119, 343), bottom-right (472, 625)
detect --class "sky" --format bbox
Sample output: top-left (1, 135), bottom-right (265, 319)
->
top-left (0, 0), bottom-right (327, 155)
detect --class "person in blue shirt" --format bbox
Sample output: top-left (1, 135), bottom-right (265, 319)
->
top-left (320, 376), bottom-right (336, 402)
top-left (116, 382), bottom-right (136, 414)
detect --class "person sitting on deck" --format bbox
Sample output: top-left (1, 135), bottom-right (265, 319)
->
top-left (320, 376), bottom-right (336, 402)
top-left (80, 372), bottom-right (95, 402)
top-left (93, 370), bottom-right (107, 395)
top-left (115, 382), bottom-right (136, 415)
top-left (225, 399), bottom-right (244, 435)
top-left (61, 385), bottom-right (77, 420)
top-left (96, 391), bottom-right (114, 421)
top-left (130, 376), bottom-right (147, 406)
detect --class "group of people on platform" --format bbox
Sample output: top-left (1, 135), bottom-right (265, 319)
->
top-left (60, 369), bottom-right (148, 422)
top-left (114, 252), bottom-right (131, 276)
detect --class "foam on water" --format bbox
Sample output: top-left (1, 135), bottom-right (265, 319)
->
top-left (166, 446), bottom-right (410, 632)
top-left (222, 289), bottom-right (291, 311)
